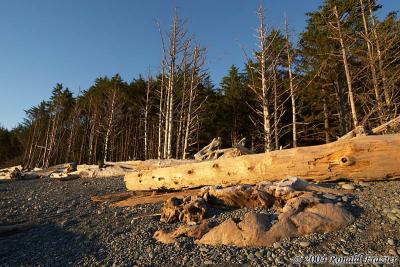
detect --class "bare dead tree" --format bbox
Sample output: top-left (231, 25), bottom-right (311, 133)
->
top-left (103, 88), bottom-right (117, 162)
top-left (367, 0), bottom-right (390, 106)
top-left (284, 15), bottom-right (297, 147)
top-left (257, 6), bottom-right (272, 151)
top-left (183, 45), bottom-right (206, 159)
top-left (144, 71), bottom-right (152, 160)
top-left (332, 5), bottom-right (359, 128)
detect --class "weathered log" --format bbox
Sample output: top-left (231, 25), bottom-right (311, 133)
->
top-left (110, 189), bottom-right (201, 207)
top-left (124, 134), bottom-right (400, 191)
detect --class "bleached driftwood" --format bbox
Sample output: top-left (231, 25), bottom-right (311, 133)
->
top-left (153, 178), bottom-right (355, 247)
top-left (125, 134), bottom-right (400, 191)
top-left (339, 115), bottom-right (400, 140)
top-left (194, 137), bottom-right (254, 160)
top-left (194, 137), bottom-right (222, 160)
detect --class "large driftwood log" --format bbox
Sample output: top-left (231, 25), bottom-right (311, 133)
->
top-left (125, 134), bottom-right (400, 191)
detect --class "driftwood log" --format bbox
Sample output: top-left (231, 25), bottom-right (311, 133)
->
top-left (124, 134), bottom-right (400, 191)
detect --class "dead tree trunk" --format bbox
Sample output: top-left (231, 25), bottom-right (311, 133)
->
top-left (273, 65), bottom-right (279, 150)
top-left (176, 43), bottom-right (190, 159)
top-left (257, 7), bottom-right (272, 152)
top-left (183, 46), bottom-right (201, 159)
top-left (368, 0), bottom-right (390, 106)
top-left (359, 0), bottom-right (384, 122)
top-left (322, 87), bottom-right (331, 143)
top-left (284, 15), bottom-right (297, 148)
top-left (144, 73), bottom-right (151, 160)
top-left (333, 5), bottom-right (359, 129)
top-left (103, 88), bottom-right (117, 163)
top-left (335, 78), bottom-right (348, 135)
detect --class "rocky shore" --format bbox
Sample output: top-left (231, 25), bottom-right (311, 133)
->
top-left (0, 177), bottom-right (399, 266)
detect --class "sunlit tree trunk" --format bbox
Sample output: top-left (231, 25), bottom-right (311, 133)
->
top-left (333, 5), bottom-right (359, 128)
top-left (284, 15), bottom-right (297, 147)
top-left (257, 7), bottom-right (272, 152)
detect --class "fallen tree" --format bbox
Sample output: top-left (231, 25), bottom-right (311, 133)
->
top-left (125, 134), bottom-right (400, 191)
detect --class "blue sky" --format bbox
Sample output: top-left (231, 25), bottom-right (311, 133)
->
top-left (0, 0), bottom-right (398, 129)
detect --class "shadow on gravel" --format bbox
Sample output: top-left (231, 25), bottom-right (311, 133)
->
top-left (0, 223), bottom-right (106, 266)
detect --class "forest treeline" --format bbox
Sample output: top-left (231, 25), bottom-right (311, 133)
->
top-left (1, 0), bottom-right (399, 168)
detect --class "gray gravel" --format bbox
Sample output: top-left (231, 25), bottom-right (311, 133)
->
top-left (1, 178), bottom-right (400, 266)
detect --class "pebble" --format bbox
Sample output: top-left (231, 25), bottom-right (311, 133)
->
top-left (383, 208), bottom-right (391, 213)
top-left (342, 184), bottom-right (355, 190)
top-left (273, 242), bottom-right (281, 249)
top-left (323, 194), bottom-right (337, 200)
top-left (342, 250), bottom-right (350, 255)
top-left (199, 247), bottom-right (208, 252)
top-left (356, 223), bottom-right (365, 229)
top-left (56, 208), bottom-right (67, 214)
top-left (341, 196), bottom-right (349, 202)
top-left (387, 213), bottom-right (398, 221)
top-left (203, 260), bottom-right (213, 265)
top-left (358, 182), bottom-right (369, 187)
top-left (247, 253), bottom-right (255, 261)
top-left (299, 241), bottom-right (310, 248)
top-left (387, 239), bottom-right (395, 246)
top-left (388, 249), bottom-right (398, 256)
top-left (255, 251), bottom-right (263, 258)
top-left (392, 208), bottom-right (400, 214)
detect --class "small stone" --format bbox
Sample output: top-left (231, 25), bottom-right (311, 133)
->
top-left (203, 260), bottom-right (213, 265)
top-left (255, 251), bottom-right (263, 258)
top-left (392, 208), bottom-right (400, 214)
top-left (356, 223), bottom-right (365, 229)
top-left (56, 208), bottom-right (66, 214)
top-left (387, 213), bottom-right (398, 221)
top-left (341, 196), bottom-right (349, 203)
top-left (323, 194), bottom-right (337, 200)
top-left (299, 241), bottom-right (310, 248)
top-left (149, 253), bottom-right (154, 259)
top-left (388, 239), bottom-right (395, 246)
top-left (247, 253), bottom-right (255, 261)
top-left (273, 242), bottom-right (281, 249)
top-left (199, 247), bottom-right (208, 252)
top-left (388, 249), bottom-right (398, 256)
top-left (358, 181), bottom-right (369, 187)
top-left (342, 184), bottom-right (355, 190)
top-left (342, 250), bottom-right (350, 255)
top-left (383, 208), bottom-right (392, 213)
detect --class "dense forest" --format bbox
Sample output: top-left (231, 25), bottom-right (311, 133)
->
top-left (1, 0), bottom-right (399, 168)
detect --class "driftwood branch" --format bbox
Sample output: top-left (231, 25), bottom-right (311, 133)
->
top-left (125, 134), bottom-right (400, 191)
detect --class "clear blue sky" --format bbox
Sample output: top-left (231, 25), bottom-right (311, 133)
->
top-left (0, 0), bottom-right (398, 129)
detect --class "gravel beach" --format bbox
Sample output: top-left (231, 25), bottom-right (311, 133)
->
top-left (1, 177), bottom-right (399, 266)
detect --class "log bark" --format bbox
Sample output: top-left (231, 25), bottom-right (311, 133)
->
top-left (124, 134), bottom-right (400, 191)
